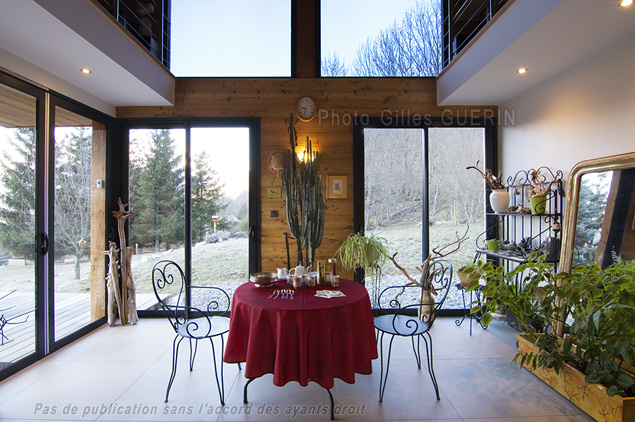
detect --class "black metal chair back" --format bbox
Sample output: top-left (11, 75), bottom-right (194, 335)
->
top-left (374, 259), bottom-right (453, 402)
top-left (376, 259), bottom-right (453, 329)
top-left (151, 259), bottom-right (232, 405)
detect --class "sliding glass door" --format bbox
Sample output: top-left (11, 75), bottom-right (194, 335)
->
top-left (126, 121), bottom-right (259, 311)
top-left (0, 81), bottom-right (38, 370)
top-left (0, 72), bottom-right (109, 379)
top-left (52, 105), bottom-right (107, 341)
top-left (355, 119), bottom-right (495, 310)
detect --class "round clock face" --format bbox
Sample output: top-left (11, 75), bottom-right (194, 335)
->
top-left (297, 96), bottom-right (316, 122)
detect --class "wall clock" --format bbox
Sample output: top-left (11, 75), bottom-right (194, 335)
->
top-left (297, 96), bottom-right (316, 122)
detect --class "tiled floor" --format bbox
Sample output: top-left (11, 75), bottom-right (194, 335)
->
top-left (0, 317), bottom-right (593, 421)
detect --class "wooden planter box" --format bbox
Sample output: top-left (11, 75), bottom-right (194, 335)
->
top-left (516, 334), bottom-right (635, 422)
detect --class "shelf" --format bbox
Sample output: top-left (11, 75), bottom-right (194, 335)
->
top-left (475, 249), bottom-right (528, 263)
top-left (486, 212), bottom-right (561, 217)
top-left (475, 249), bottom-right (558, 264)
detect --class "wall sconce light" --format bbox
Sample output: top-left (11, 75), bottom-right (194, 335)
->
top-left (295, 136), bottom-right (318, 162)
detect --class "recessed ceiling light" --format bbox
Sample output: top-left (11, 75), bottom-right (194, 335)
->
top-left (517, 67), bottom-right (528, 74)
top-left (80, 68), bottom-right (92, 74)
top-left (620, 0), bottom-right (633, 7)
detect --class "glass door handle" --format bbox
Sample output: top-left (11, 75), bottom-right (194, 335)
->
top-left (38, 231), bottom-right (49, 255)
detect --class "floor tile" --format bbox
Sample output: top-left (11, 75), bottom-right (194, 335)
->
top-left (0, 317), bottom-right (599, 422)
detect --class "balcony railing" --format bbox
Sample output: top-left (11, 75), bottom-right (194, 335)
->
top-left (442, 0), bottom-right (509, 68)
top-left (95, 0), bottom-right (170, 69)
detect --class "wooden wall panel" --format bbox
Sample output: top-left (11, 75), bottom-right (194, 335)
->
top-left (117, 77), bottom-right (496, 274)
top-left (90, 122), bottom-right (106, 320)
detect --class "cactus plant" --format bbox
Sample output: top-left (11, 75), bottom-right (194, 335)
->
top-left (282, 114), bottom-right (325, 268)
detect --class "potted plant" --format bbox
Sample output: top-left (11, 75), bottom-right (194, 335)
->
top-left (527, 169), bottom-right (556, 215)
top-left (335, 232), bottom-right (389, 303)
top-left (467, 161), bottom-right (509, 213)
top-left (282, 114), bottom-right (325, 269)
top-left (467, 255), bottom-right (635, 421)
top-left (336, 232), bottom-right (389, 275)
top-left (453, 258), bottom-right (478, 288)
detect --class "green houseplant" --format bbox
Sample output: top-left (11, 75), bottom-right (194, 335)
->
top-left (335, 232), bottom-right (389, 305)
top-left (464, 255), bottom-right (635, 421)
top-left (336, 232), bottom-right (389, 276)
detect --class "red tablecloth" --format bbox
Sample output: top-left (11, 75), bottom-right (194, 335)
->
top-left (224, 278), bottom-right (377, 389)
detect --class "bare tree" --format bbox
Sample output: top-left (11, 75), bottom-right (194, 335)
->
top-left (54, 127), bottom-right (92, 279)
top-left (321, 52), bottom-right (348, 76)
top-left (352, 1), bottom-right (442, 77)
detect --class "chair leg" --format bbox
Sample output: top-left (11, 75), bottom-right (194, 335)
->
top-left (189, 338), bottom-right (198, 371)
top-left (422, 333), bottom-right (440, 400)
top-left (410, 335), bottom-right (422, 369)
top-left (166, 336), bottom-right (184, 402)
top-left (209, 335), bottom-right (226, 406)
top-left (377, 331), bottom-right (395, 403)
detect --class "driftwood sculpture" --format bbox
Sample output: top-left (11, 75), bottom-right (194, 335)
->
top-left (390, 227), bottom-right (469, 302)
top-left (125, 246), bottom-right (138, 325)
top-left (107, 198), bottom-right (138, 325)
top-left (103, 241), bottom-right (122, 326)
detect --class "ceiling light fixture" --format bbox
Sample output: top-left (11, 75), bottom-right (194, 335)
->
top-left (80, 68), bottom-right (92, 74)
top-left (620, 0), bottom-right (633, 6)
top-left (517, 67), bottom-right (528, 74)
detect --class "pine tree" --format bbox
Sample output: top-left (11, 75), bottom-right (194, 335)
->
top-left (191, 151), bottom-right (226, 242)
top-left (575, 173), bottom-right (609, 262)
top-left (0, 128), bottom-right (36, 259)
top-left (54, 126), bottom-right (92, 279)
top-left (131, 130), bottom-right (184, 252)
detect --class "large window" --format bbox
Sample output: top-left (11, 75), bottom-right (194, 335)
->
top-left (355, 119), bottom-right (495, 310)
top-left (0, 72), bottom-right (110, 380)
top-left (321, 0), bottom-right (442, 77)
top-left (126, 122), bottom-right (259, 311)
top-left (170, 0), bottom-right (291, 77)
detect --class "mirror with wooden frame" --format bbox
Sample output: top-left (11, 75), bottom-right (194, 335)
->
top-left (556, 152), bottom-right (635, 335)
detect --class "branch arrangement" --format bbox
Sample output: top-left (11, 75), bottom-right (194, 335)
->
top-left (527, 169), bottom-right (555, 198)
top-left (390, 226), bottom-right (469, 301)
top-left (466, 161), bottom-right (505, 190)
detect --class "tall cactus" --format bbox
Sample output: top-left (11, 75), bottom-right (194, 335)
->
top-left (282, 114), bottom-right (325, 268)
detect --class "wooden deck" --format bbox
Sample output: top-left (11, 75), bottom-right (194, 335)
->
top-left (0, 292), bottom-right (157, 365)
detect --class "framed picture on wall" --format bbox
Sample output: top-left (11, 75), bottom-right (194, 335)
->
top-left (327, 175), bottom-right (347, 199)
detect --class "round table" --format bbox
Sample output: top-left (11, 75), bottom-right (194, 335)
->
top-left (224, 278), bottom-right (377, 389)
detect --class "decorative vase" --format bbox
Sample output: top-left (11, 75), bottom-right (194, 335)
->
top-left (489, 189), bottom-right (510, 213)
top-left (417, 290), bottom-right (435, 324)
top-left (530, 196), bottom-right (547, 215)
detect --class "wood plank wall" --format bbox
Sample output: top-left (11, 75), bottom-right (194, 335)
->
top-left (117, 77), bottom-right (496, 278)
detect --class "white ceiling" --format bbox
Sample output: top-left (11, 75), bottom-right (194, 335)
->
top-left (0, 0), bottom-right (175, 116)
top-left (437, 0), bottom-right (635, 106)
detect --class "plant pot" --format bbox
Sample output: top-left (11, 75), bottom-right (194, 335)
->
top-left (489, 189), bottom-right (510, 213)
top-left (529, 196), bottom-right (547, 215)
top-left (516, 334), bottom-right (635, 422)
top-left (486, 239), bottom-right (500, 251)
top-left (458, 271), bottom-right (470, 287)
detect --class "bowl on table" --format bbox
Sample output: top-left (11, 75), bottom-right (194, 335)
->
top-left (249, 272), bottom-right (278, 287)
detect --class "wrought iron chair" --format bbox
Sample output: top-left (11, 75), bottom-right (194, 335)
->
top-left (152, 260), bottom-right (231, 405)
top-left (374, 259), bottom-right (453, 402)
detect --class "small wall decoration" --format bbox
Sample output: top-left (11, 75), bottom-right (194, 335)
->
top-left (269, 151), bottom-right (285, 176)
top-left (266, 187), bottom-right (282, 198)
top-left (327, 175), bottom-right (347, 199)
